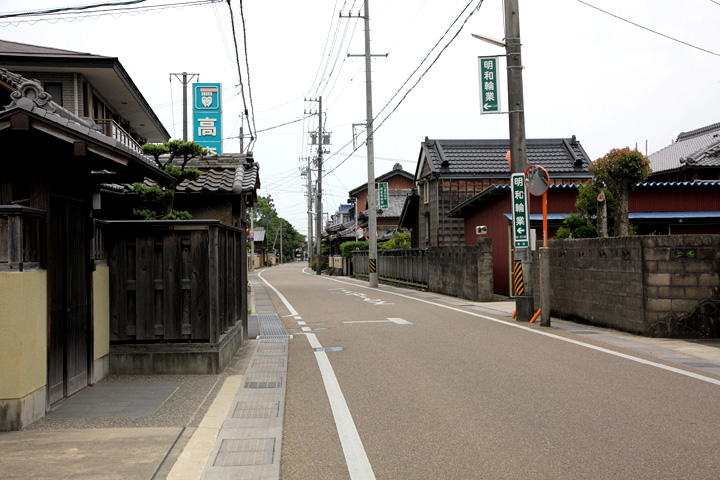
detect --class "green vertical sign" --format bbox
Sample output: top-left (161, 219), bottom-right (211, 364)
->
top-left (479, 56), bottom-right (499, 113)
top-left (378, 182), bottom-right (389, 209)
top-left (511, 173), bottom-right (529, 248)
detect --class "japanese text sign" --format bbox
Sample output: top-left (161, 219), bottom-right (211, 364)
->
top-left (478, 56), bottom-right (500, 113)
top-left (511, 173), bottom-right (529, 248)
top-left (193, 83), bottom-right (222, 155)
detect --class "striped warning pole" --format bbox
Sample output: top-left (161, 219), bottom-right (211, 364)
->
top-left (369, 258), bottom-right (376, 274)
top-left (513, 261), bottom-right (524, 296)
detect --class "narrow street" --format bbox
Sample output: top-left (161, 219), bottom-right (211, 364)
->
top-left (258, 262), bottom-right (720, 480)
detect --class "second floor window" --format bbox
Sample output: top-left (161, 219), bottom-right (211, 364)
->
top-left (45, 83), bottom-right (62, 106)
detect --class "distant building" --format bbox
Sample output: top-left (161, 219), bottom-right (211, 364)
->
top-left (648, 122), bottom-right (720, 182)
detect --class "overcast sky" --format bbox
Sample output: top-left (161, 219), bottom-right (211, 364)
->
top-left (2, 0), bottom-right (719, 236)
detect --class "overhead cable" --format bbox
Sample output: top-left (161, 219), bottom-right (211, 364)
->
top-left (577, 0), bottom-right (720, 58)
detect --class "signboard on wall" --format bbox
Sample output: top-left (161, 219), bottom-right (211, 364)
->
top-left (193, 83), bottom-right (222, 155)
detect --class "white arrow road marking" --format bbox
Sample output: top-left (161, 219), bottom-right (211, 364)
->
top-left (344, 318), bottom-right (413, 325)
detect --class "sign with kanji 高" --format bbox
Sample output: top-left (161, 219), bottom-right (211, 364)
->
top-left (193, 83), bottom-right (222, 155)
top-left (511, 173), bottom-right (529, 248)
top-left (378, 182), bottom-right (389, 209)
top-left (478, 56), bottom-right (500, 113)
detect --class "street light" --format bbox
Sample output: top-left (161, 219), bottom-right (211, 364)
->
top-left (471, 33), bottom-right (506, 48)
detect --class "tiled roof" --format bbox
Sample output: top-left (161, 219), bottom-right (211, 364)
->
top-left (649, 122), bottom-right (720, 174)
top-left (108, 154), bottom-right (260, 195)
top-left (349, 164), bottom-right (415, 196)
top-left (419, 136), bottom-right (592, 179)
top-left (0, 71), bottom-right (169, 183)
top-left (0, 39), bottom-right (102, 59)
top-left (174, 157), bottom-right (259, 195)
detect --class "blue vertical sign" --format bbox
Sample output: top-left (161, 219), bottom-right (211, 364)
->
top-left (193, 83), bottom-right (222, 155)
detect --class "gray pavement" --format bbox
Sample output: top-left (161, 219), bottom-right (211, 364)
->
top-left (1, 267), bottom-right (719, 479)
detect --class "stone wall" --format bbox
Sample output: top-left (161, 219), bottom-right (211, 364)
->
top-left (427, 238), bottom-right (493, 302)
top-left (532, 235), bottom-right (720, 337)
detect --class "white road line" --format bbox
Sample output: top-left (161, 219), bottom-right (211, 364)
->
top-left (258, 269), bottom-right (299, 316)
top-left (259, 271), bottom-right (376, 479)
top-left (302, 268), bottom-right (720, 388)
top-left (302, 333), bottom-right (376, 480)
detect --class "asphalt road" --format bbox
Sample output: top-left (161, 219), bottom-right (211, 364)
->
top-left (259, 262), bottom-right (720, 480)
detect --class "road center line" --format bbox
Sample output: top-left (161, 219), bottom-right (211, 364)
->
top-left (302, 268), bottom-right (720, 388)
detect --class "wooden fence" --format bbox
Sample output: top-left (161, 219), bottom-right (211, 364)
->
top-left (0, 205), bottom-right (45, 271)
top-left (352, 248), bottom-right (429, 288)
top-left (105, 220), bottom-right (246, 344)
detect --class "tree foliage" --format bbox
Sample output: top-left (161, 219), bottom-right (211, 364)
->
top-left (251, 195), bottom-right (305, 262)
top-left (589, 147), bottom-right (651, 236)
top-left (133, 140), bottom-right (206, 220)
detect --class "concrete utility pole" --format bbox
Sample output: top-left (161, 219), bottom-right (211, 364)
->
top-left (305, 157), bottom-right (314, 265)
top-left (170, 72), bottom-right (199, 141)
top-left (315, 96), bottom-right (323, 275)
top-left (363, 0), bottom-right (378, 288)
top-left (504, 0), bottom-right (533, 321)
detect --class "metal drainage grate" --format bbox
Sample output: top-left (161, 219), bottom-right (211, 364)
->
top-left (257, 313), bottom-right (293, 339)
top-left (252, 358), bottom-right (285, 368)
top-left (232, 401), bottom-right (280, 419)
top-left (244, 377), bottom-right (283, 389)
top-left (214, 438), bottom-right (275, 466)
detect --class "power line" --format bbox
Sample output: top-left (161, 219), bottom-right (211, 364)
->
top-left (0, 0), bottom-right (145, 18)
top-left (322, 0), bottom-right (484, 179)
top-left (577, 0), bottom-right (720, 58)
top-left (238, 0), bottom-right (257, 144)
top-left (224, 0), bottom-right (255, 149)
top-left (0, 0), bottom-right (221, 26)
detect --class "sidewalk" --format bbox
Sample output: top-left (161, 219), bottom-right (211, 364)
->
top-left (0, 271), bottom-right (290, 480)
top-left (1, 270), bottom-right (719, 479)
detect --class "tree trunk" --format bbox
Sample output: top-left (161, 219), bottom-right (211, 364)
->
top-left (597, 195), bottom-right (607, 237)
top-left (613, 183), bottom-right (630, 236)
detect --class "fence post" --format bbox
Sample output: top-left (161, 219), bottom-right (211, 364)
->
top-left (540, 246), bottom-right (551, 327)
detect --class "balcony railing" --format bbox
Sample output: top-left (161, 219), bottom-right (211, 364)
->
top-left (94, 119), bottom-right (143, 155)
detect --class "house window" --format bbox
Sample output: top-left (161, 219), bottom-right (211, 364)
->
top-left (45, 82), bottom-right (63, 106)
top-left (424, 216), bottom-right (430, 243)
top-left (423, 182), bottom-right (429, 204)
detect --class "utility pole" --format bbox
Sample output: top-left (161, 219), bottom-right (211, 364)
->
top-left (170, 72), bottom-right (199, 141)
top-left (504, 0), bottom-right (533, 321)
top-left (363, 0), bottom-right (378, 287)
top-left (315, 96), bottom-right (324, 275)
top-left (302, 157), bottom-right (314, 265)
top-left (250, 208), bottom-right (254, 271)
top-left (343, 0), bottom-right (385, 287)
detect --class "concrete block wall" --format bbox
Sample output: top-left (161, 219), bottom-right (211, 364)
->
top-left (532, 235), bottom-right (720, 337)
top-left (427, 238), bottom-right (493, 302)
top-left (541, 237), bottom-right (645, 332)
top-left (642, 235), bottom-right (720, 337)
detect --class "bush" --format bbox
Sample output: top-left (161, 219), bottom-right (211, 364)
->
top-left (340, 240), bottom-right (369, 258)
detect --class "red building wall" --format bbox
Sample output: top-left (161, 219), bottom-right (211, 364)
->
top-left (462, 187), bottom-right (579, 296)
